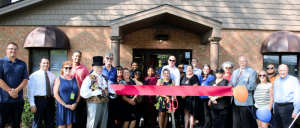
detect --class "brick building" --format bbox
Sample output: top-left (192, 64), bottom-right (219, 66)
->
top-left (0, 0), bottom-right (300, 88)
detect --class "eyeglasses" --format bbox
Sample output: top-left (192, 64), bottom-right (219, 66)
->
top-left (106, 57), bottom-right (113, 60)
top-left (7, 48), bottom-right (18, 51)
top-left (267, 67), bottom-right (274, 70)
top-left (135, 73), bottom-right (141, 75)
top-left (169, 59), bottom-right (175, 62)
top-left (64, 67), bottom-right (72, 70)
top-left (178, 67), bottom-right (184, 69)
top-left (225, 67), bottom-right (232, 69)
top-left (259, 75), bottom-right (266, 77)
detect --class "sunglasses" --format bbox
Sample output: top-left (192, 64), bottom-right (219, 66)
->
top-left (64, 67), bottom-right (72, 70)
top-left (259, 75), bottom-right (266, 77)
top-left (106, 57), bottom-right (113, 60)
top-left (178, 67), bottom-right (184, 69)
top-left (169, 59), bottom-right (175, 62)
top-left (225, 67), bottom-right (232, 69)
top-left (135, 73), bottom-right (141, 75)
top-left (267, 67), bottom-right (274, 70)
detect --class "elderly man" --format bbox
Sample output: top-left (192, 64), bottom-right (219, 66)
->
top-left (81, 56), bottom-right (117, 128)
top-left (0, 42), bottom-right (29, 128)
top-left (160, 55), bottom-right (180, 85)
top-left (71, 51), bottom-right (89, 128)
top-left (266, 64), bottom-right (280, 84)
top-left (273, 64), bottom-right (300, 128)
top-left (27, 58), bottom-right (56, 128)
top-left (229, 56), bottom-right (257, 128)
top-left (192, 58), bottom-right (202, 78)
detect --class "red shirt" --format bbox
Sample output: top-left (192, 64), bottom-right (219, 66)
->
top-left (143, 76), bottom-right (158, 102)
top-left (223, 73), bottom-right (233, 82)
top-left (71, 64), bottom-right (89, 88)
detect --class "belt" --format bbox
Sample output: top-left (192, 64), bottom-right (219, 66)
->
top-left (275, 102), bottom-right (293, 106)
top-left (34, 96), bottom-right (51, 98)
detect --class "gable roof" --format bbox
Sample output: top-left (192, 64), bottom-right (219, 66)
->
top-left (0, 0), bottom-right (53, 19)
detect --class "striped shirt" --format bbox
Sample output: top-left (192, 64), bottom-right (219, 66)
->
top-left (254, 83), bottom-right (273, 108)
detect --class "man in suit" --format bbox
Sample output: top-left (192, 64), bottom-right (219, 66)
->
top-left (229, 56), bottom-right (257, 128)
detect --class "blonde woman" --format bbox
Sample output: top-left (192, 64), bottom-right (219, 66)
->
top-left (253, 70), bottom-right (273, 128)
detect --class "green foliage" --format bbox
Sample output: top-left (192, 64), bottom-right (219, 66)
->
top-left (22, 98), bottom-right (34, 128)
top-left (21, 98), bottom-right (57, 128)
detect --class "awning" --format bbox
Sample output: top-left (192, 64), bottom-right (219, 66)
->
top-left (24, 25), bottom-right (70, 49)
top-left (261, 31), bottom-right (300, 53)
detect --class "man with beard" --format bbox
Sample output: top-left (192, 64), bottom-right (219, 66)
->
top-left (266, 64), bottom-right (280, 84)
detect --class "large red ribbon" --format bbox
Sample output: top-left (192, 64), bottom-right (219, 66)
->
top-left (111, 85), bottom-right (233, 96)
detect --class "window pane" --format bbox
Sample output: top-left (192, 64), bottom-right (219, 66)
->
top-left (32, 50), bottom-right (49, 73)
top-left (50, 50), bottom-right (67, 77)
top-left (263, 55), bottom-right (280, 73)
top-left (282, 55), bottom-right (298, 77)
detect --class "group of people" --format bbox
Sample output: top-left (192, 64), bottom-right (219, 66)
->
top-left (0, 42), bottom-right (299, 128)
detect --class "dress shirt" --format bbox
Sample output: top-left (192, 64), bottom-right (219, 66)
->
top-left (273, 74), bottom-right (300, 114)
top-left (81, 72), bottom-right (116, 99)
top-left (193, 67), bottom-right (202, 78)
top-left (0, 56), bottom-right (29, 103)
top-left (199, 74), bottom-right (216, 99)
top-left (27, 70), bottom-right (56, 106)
top-left (160, 65), bottom-right (180, 85)
top-left (71, 64), bottom-right (89, 87)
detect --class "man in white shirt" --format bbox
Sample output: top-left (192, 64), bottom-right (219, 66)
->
top-left (27, 58), bottom-right (56, 128)
top-left (160, 55), bottom-right (180, 85)
top-left (81, 56), bottom-right (117, 128)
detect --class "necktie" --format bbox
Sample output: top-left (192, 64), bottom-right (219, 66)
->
top-left (238, 71), bottom-right (243, 78)
top-left (45, 72), bottom-right (51, 97)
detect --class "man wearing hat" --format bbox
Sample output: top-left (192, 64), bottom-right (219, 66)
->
top-left (80, 56), bottom-right (117, 128)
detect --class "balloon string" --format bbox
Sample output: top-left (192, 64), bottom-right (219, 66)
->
top-left (246, 106), bottom-right (257, 120)
top-left (268, 123), bottom-right (273, 128)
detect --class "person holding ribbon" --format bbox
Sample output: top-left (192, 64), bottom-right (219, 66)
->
top-left (156, 68), bottom-right (175, 128)
top-left (208, 68), bottom-right (230, 128)
top-left (198, 64), bottom-right (215, 128)
top-left (132, 69), bottom-right (143, 128)
top-left (143, 66), bottom-right (158, 128)
top-left (253, 70), bottom-right (273, 128)
top-left (119, 68), bottom-right (137, 128)
top-left (181, 65), bottom-right (199, 128)
top-left (229, 56), bottom-right (257, 128)
top-left (53, 61), bottom-right (80, 128)
top-left (80, 56), bottom-right (117, 128)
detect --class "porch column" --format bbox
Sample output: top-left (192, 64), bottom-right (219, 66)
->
top-left (209, 37), bottom-right (222, 71)
top-left (110, 36), bottom-right (122, 66)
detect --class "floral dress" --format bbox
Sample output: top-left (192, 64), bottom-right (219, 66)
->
top-left (155, 79), bottom-right (173, 113)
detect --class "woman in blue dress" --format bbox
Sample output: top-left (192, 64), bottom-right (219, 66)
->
top-left (155, 69), bottom-right (175, 128)
top-left (53, 61), bottom-right (81, 128)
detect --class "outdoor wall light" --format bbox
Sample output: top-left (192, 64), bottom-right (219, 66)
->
top-left (157, 34), bottom-right (169, 43)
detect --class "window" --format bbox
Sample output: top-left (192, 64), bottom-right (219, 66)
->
top-left (263, 54), bottom-right (298, 77)
top-left (30, 49), bottom-right (67, 77)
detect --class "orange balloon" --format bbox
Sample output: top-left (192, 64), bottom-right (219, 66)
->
top-left (233, 85), bottom-right (248, 102)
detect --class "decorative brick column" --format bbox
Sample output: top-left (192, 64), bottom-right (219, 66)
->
top-left (110, 36), bottom-right (122, 66)
top-left (209, 37), bottom-right (222, 71)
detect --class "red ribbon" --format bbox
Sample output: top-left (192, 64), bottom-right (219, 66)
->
top-left (111, 85), bottom-right (233, 96)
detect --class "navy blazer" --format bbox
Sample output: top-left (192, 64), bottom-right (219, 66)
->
top-left (229, 66), bottom-right (257, 106)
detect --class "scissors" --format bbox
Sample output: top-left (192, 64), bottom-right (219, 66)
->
top-left (166, 96), bottom-right (178, 128)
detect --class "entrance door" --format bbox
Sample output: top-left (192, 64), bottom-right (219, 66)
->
top-left (133, 49), bottom-right (192, 78)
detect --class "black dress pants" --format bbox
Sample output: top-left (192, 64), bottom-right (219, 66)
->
top-left (32, 96), bottom-right (55, 128)
top-left (72, 98), bottom-right (87, 128)
top-left (232, 101), bottom-right (254, 128)
top-left (175, 96), bottom-right (184, 126)
top-left (274, 103), bottom-right (294, 128)
top-left (107, 98), bottom-right (116, 128)
top-left (0, 102), bottom-right (24, 128)
top-left (201, 99), bottom-right (212, 128)
top-left (211, 107), bottom-right (229, 128)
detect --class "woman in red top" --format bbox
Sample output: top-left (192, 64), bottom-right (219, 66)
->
top-left (143, 66), bottom-right (158, 128)
top-left (221, 61), bottom-right (234, 82)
